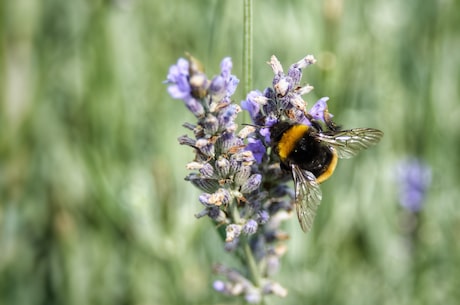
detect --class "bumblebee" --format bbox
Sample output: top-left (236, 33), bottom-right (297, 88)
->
top-left (270, 120), bottom-right (383, 233)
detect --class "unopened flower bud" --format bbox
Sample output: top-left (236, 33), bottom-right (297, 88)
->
top-left (215, 156), bottom-right (230, 178)
top-left (195, 138), bottom-right (215, 157)
top-left (233, 165), bottom-right (251, 186)
top-left (240, 174), bottom-right (262, 194)
top-left (199, 162), bottom-right (214, 178)
top-left (186, 173), bottom-right (219, 193)
top-left (203, 114), bottom-right (219, 135)
top-left (226, 224), bottom-right (242, 242)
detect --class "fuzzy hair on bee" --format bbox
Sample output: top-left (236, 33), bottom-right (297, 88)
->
top-left (269, 118), bottom-right (383, 233)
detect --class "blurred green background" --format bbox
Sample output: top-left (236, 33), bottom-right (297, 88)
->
top-left (1, 0), bottom-right (460, 304)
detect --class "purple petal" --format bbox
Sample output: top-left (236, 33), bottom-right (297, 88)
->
top-left (226, 75), bottom-right (239, 97)
top-left (166, 58), bottom-right (192, 100)
top-left (309, 97), bottom-right (330, 122)
top-left (245, 138), bottom-right (266, 163)
top-left (241, 90), bottom-right (262, 122)
top-left (220, 57), bottom-right (233, 79)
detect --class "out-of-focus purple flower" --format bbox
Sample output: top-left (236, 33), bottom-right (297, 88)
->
top-left (245, 290), bottom-right (262, 304)
top-left (245, 138), bottom-right (266, 164)
top-left (257, 210), bottom-right (270, 224)
top-left (396, 159), bottom-right (432, 212)
top-left (166, 58), bottom-right (190, 99)
top-left (243, 219), bottom-right (259, 235)
top-left (262, 282), bottom-right (288, 298)
top-left (213, 280), bottom-right (226, 293)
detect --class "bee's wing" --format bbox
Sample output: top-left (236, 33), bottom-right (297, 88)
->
top-left (316, 128), bottom-right (383, 159)
top-left (291, 164), bottom-right (322, 233)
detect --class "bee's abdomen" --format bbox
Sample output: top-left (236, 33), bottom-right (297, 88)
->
top-left (286, 135), bottom-right (338, 183)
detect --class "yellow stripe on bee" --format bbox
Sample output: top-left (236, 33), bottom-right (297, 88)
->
top-left (316, 150), bottom-right (338, 184)
top-left (277, 124), bottom-right (309, 161)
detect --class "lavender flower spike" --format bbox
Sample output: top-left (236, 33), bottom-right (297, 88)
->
top-left (397, 158), bottom-right (432, 212)
top-left (166, 53), bottom-right (342, 303)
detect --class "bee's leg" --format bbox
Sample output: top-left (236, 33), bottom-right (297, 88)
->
top-left (311, 120), bottom-right (323, 132)
top-left (280, 161), bottom-right (290, 172)
top-left (324, 115), bottom-right (341, 131)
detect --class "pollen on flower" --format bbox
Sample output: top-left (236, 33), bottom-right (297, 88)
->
top-left (209, 188), bottom-right (231, 206)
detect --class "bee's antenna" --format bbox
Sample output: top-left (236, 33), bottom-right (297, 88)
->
top-left (242, 123), bottom-right (265, 129)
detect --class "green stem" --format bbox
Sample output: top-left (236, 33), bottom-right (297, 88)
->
top-left (230, 200), bottom-right (260, 287)
top-left (243, 0), bottom-right (253, 100)
top-left (243, 237), bottom-right (260, 287)
top-left (241, 0), bottom-right (260, 294)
